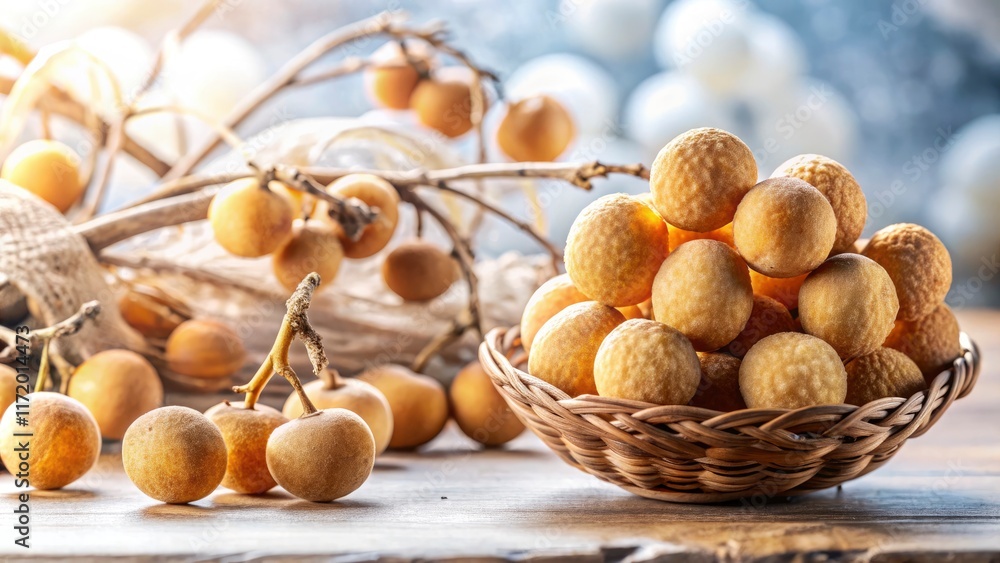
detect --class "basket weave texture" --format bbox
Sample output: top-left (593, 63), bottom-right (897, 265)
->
top-left (480, 327), bottom-right (981, 503)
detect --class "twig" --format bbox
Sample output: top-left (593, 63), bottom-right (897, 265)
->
top-left (274, 166), bottom-right (379, 242)
top-left (291, 56), bottom-right (371, 87)
top-left (32, 301), bottom-right (102, 341)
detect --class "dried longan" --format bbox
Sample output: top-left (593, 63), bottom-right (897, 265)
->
top-left (118, 289), bottom-right (184, 340)
top-left (565, 193), bottom-right (669, 307)
top-left (798, 254), bottom-right (899, 360)
top-left (266, 409), bottom-right (375, 502)
top-left (282, 376), bottom-right (393, 455)
top-left (358, 365), bottom-right (448, 450)
top-left (449, 360), bottom-right (524, 447)
top-left (208, 177), bottom-right (295, 258)
top-left (165, 319), bottom-right (246, 379)
top-left (724, 295), bottom-right (798, 358)
top-left (668, 222), bottom-right (734, 253)
top-left (749, 270), bottom-right (806, 311)
top-left (67, 349), bottom-right (163, 440)
top-left (364, 41), bottom-right (429, 110)
top-left (845, 348), bottom-right (925, 405)
top-left (205, 402), bottom-right (287, 494)
top-left (740, 333), bottom-right (847, 409)
top-left (593, 319), bottom-right (700, 405)
top-left (771, 154), bottom-right (867, 255)
top-left (690, 352), bottom-right (746, 412)
top-left (496, 95), bottom-right (575, 162)
top-left (652, 240), bottom-right (753, 351)
top-left (733, 177), bottom-right (837, 278)
top-left (410, 72), bottom-right (475, 138)
top-left (862, 223), bottom-right (952, 321)
top-left (649, 128), bottom-right (757, 232)
top-left (123, 406), bottom-right (227, 504)
top-left (319, 174), bottom-right (400, 259)
top-left (272, 220), bottom-right (345, 293)
top-left (1, 139), bottom-right (82, 213)
top-left (0, 392), bottom-right (100, 489)
top-left (381, 241), bottom-right (460, 301)
top-left (527, 301), bottom-right (625, 397)
top-left (884, 303), bottom-right (962, 382)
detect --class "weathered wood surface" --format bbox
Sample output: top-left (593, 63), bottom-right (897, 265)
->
top-left (1, 309), bottom-right (999, 562)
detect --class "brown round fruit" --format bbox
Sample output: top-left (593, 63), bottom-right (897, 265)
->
top-left (724, 295), bottom-right (798, 358)
top-left (668, 222), bottom-right (734, 252)
top-left (165, 319), bottom-right (246, 379)
top-left (382, 241), bottom-right (460, 301)
top-left (496, 95), bottom-right (575, 162)
top-left (317, 173), bottom-right (400, 259)
top-left (364, 41), bottom-right (430, 110)
top-left (449, 360), bottom-right (524, 447)
top-left (272, 219), bottom-right (345, 293)
top-left (740, 333), bottom-right (847, 409)
top-left (520, 274), bottom-right (589, 353)
top-left (749, 270), bottom-right (806, 311)
top-left (208, 178), bottom-right (295, 258)
top-left (883, 303), bottom-right (962, 382)
top-left (67, 349), bottom-right (163, 440)
top-left (282, 376), bottom-right (394, 455)
top-left (123, 406), bottom-right (227, 504)
top-left (1, 139), bottom-right (82, 213)
top-left (117, 289), bottom-right (184, 340)
top-left (844, 347), bottom-right (926, 405)
top-left (205, 402), bottom-right (288, 494)
top-left (690, 352), bottom-right (746, 412)
top-left (410, 72), bottom-right (476, 138)
top-left (358, 365), bottom-right (448, 450)
top-left (0, 364), bottom-right (17, 420)
top-left (861, 223), bottom-right (952, 321)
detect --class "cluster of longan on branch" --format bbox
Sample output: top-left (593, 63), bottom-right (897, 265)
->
top-left (521, 127), bottom-right (962, 411)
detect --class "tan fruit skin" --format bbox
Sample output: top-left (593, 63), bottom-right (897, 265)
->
top-left (368, 64), bottom-right (421, 110)
top-left (0, 392), bottom-right (100, 490)
top-left (883, 303), bottom-right (962, 383)
top-left (739, 333), bottom-right (847, 409)
top-left (410, 76), bottom-right (475, 138)
top-left (0, 365), bottom-right (17, 422)
top-left (724, 295), bottom-right (798, 358)
top-left (205, 402), bottom-right (287, 494)
top-left (749, 270), bottom-right (806, 311)
top-left (382, 241), bottom-right (460, 301)
top-left (593, 319), bottom-right (701, 405)
top-left (845, 348), bottom-right (925, 406)
top-left (798, 254), bottom-right (899, 360)
top-left (519, 274), bottom-right (589, 353)
top-left (668, 222), bottom-right (734, 253)
top-left (650, 128), bottom-right (757, 232)
top-left (497, 95), bottom-right (575, 162)
top-left (771, 154), bottom-right (867, 255)
top-left (565, 193), bottom-right (670, 307)
top-left (266, 409), bottom-right (375, 502)
top-left (652, 240), bottom-right (753, 352)
top-left (318, 174), bottom-right (400, 259)
top-left (208, 178), bottom-right (294, 258)
top-left (1, 140), bottom-right (82, 213)
top-left (68, 349), bottom-right (164, 440)
top-left (165, 319), bottom-right (246, 379)
top-left (272, 220), bottom-right (345, 293)
top-left (118, 292), bottom-right (181, 340)
top-left (358, 365), bottom-right (448, 450)
top-left (862, 223), bottom-right (953, 322)
top-left (690, 352), bottom-right (746, 412)
top-left (449, 361), bottom-right (524, 447)
top-left (122, 406), bottom-right (227, 504)
top-left (527, 301), bottom-right (625, 397)
top-left (733, 177), bottom-right (838, 278)
top-left (282, 378), bottom-right (393, 455)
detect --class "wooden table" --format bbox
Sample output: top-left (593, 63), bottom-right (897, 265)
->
top-left (2, 310), bottom-right (999, 561)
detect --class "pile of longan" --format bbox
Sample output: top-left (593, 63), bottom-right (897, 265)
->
top-left (522, 127), bottom-right (962, 411)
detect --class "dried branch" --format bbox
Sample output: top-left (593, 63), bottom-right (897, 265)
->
top-left (290, 56), bottom-right (371, 87)
top-left (33, 301), bottom-right (102, 341)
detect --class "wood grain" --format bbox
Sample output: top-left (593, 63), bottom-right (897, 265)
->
top-left (1, 309), bottom-right (998, 561)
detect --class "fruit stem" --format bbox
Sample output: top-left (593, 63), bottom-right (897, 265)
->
top-left (318, 368), bottom-right (346, 390)
top-left (15, 301), bottom-right (103, 394)
top-left (34, 340), bottom-right (50, 394)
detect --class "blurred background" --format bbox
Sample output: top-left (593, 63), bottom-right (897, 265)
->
top-left (1, 0), bottom-right (999, 306)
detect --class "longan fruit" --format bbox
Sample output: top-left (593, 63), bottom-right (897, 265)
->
top-left (449, 360), bottom-right (524, 447)
top-left (67, 349), bottom-right (163, 440)
top-left (861, 223), bottom-right (953, 321)
top-left (165, 319), bottom-right (246, 379)
top-left (272, 220), bottom-right (345, 293)
top-left (521, 274), bottom-right (589, 353)
top-left (527, 301), bottom-right (625, 397)
top-left (749, 269), bottom-right (806, 311)
top-left (410, 72), bottom-right (475, 138)
top-left (208, 177), bottom-right (295, 258)
top-left (798, 254), bottom-right (899, 360)
top-left (318, 173), bottom-right (400, 259)
top-left (690, 352), bottom-right (746, 412)
top-left (845, 348), bottom-right (926, 406)
top-left (282, 375), bottom-right (393, 455)
top-left (205, 402), bottom-right (288, 494)
top-left (0, 364), bottom-right (17, 420)
top-left (668, 223), bottom-right (734, 253)
top-left (364, 41), bottom-right (429, 110)
top-left (565, 193), bottom-right (670, 307)
top-left (496, 95), bottom-right (575, 162)
top-left (740, 333), bottom-right (847, 409)
top-left (883, 303), bottom-right (962, 382)
top-left (650, 128), bottom-right (758, 232)
top-left (117, 289), bottom-right (184, 340)
top-left (266, 409), bottom-right (375, 502)
top-left (724, 295), bottom-right (798, 358)
top-left (358, 364), bottom-right (448, 450)
top-left (123, 406), bottom-right (227, 504)
top-left (652, 240), bottom-right (753, 351)
top-left (382, 241), bottom-right (460, 301)
top-left (771, 154), bottom-right (867, 255)
top-left (733, 177), bottom-right (837, 278)
top-left (0, 392), bottom-right (100, 489)
top-left (593, 319), bottom-right (700, 405)
top-left (1, 139), bottom-right (82, 213)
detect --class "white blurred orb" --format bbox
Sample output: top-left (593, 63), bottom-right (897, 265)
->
top-left (125, 88), bottom-right (209, 164)
top-left (653, 0), bottom-right (755, 95)
top-left (939, 114), bottom-right (1000, 207)
top-left (737, 13), bottom-right (807, 102)
top-left (751, 79), bottom-right (858, 173)
top-left (57, 26), bottom-right (153, 117)
top-left (505, 53), bottom-right (618, 135)
top-left (624, 71), bottom-right (735, 159)
top-left (565, 0), bottom-right (662, 60)
top-left (163, 30), bottom-right (267, 121)
top-left (926, 187), bottom-right (1000, 275)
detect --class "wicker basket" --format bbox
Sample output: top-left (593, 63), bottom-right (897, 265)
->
top-left (480, 327), bottom-right (981, 503)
